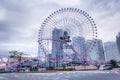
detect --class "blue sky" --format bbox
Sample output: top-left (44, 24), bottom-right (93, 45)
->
top-left (0, 0), bottom-right (120, 56)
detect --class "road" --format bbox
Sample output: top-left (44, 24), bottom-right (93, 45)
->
top-left (0, 70), bottom-right (120, 80)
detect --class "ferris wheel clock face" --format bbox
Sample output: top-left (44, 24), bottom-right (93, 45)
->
top-left (38, 8), bottom-right (97, 58)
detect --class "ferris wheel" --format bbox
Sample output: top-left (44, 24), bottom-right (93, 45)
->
top-left (38, 8), bottom-right (97, 66)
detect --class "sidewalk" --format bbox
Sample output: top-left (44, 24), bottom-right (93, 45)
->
top-left (17, 70), bottom-right (57, 73)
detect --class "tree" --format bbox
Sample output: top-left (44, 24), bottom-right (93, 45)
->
top-left (9, 50), bottom-right (18, 60)
top-left (9, 50), bottom-right (25, 72)
top-left (9, 50), bottom-right (25, 63)
top-left (110, 60), bottom-right (117, 68)
top-left (9, 50), bottom-right (24, 58)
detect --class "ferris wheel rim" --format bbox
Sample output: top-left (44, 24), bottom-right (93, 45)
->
top-left (38, 8), bottom-right (98, 57)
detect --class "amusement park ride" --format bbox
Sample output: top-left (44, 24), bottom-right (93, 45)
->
top-left (0, 8), bottom-right (98, 71)
top-left (38, 8), bottom-right (98, 68)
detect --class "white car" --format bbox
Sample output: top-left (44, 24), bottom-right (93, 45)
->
top-left (99, 64), bottom-right (112, 70)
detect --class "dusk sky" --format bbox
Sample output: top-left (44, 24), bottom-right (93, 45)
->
top-left (0, 0), bottom-right (120, 56)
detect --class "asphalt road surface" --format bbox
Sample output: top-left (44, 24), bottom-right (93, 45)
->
top-left (0, 71), bottom-right (120, 80)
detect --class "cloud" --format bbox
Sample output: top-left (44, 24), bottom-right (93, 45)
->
top-left (0, 7), bottom-right (6, 21)
top-left (44, 0), bottom-right (80, 6)
top-left (87, 0), bottom-right (120, 42)
top-left (0, 0), bottom-right (120, 56)
top-left (0, 0), bottom-right (61, 55)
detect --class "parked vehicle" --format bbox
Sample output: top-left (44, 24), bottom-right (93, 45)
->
top-left (117, 62), bottom-right (120, 67)
top-left (99, 64), bottom-right (112, 70)
top-left (20, 66), bottom-right (27, 71)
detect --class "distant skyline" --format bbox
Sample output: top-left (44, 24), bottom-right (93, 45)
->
top-left (0, 0), bottom-right (120, 55)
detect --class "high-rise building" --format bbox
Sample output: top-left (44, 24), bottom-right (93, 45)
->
top-left (116, 32), bottom-right (120, 54)
top-left (72, 36), bottom-right (86, 53)
top-left (46, 54), bottom-right (52, 67)
top-left (104, 42), bottom-right (120, 62)
top-left (38, 44), bottom-right (43, 58)
top-left (72, 36), bottom-right (86, 61)
top-left (52, 28), bottom-right (63, 67)
top-left (86, 39), bottom-right (105, 62)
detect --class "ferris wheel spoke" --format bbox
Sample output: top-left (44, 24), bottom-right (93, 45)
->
top-left (39, 8), bottom-right (97, 67)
